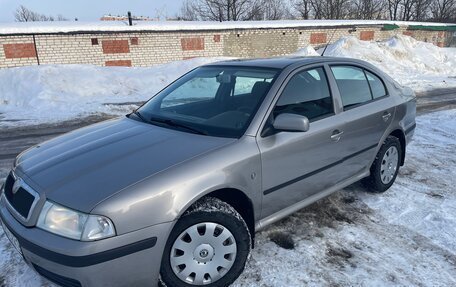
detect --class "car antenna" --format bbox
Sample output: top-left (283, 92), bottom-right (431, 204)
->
top-left (321, 27), bottom-right (338, 57)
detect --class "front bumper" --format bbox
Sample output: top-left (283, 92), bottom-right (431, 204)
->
top-left (0, 196), bottom-right (174, 287)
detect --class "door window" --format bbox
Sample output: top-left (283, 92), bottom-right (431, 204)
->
top-left (274, 67), bottom-right (333, 121)
top-left (365, 71), bottom-right (387, 99)
top-left (331, 66), bottom-right (372, 109)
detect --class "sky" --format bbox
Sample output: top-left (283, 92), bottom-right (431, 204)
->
top-left (0, 0), bottom-right (183, 22)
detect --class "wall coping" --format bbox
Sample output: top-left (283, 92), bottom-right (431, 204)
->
top-left (0, 20), bottom-right (455, 36)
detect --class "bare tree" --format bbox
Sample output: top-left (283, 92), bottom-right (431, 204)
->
top-left (430, 0), bottom-right (456, 22)
top-left (179, 0), bottom-right (455, 22)
top-left (386, 0), bottom-right (401, 19)
top-left (178, 0), bottom-right (199, 20)
top-left (178, 0), bottom-right (264, 21)
top-left (260, 0), bottom-right (289, 19)
top-left (294, 0), bottom-right (312, 19)
top-left (412, 0), bottom-right (431, 20)
top-left (350, 0), bottom-right (387, 19)
top-left (321, 0), bottom-right (352, 19)
top-left (14, 5), bottom-right (67, 22)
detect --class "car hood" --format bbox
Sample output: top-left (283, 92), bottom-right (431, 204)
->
top-left (14, 117), bottom-right (235, 213)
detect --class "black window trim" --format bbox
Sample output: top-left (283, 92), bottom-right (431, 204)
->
top-left (260, 65), bottom-right (336, 137)
top-left (329, 64), bottom-right (389, 111)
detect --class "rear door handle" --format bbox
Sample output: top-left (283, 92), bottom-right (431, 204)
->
top-left (331, 130), bottom-right (344, 142)
top-left (382, 112), bottom-right (392, 122)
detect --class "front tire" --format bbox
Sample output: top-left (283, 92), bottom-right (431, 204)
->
top-left (160, 197), bottom-right (251, 287)
top-left (363, 136), bottom-right (402, 193)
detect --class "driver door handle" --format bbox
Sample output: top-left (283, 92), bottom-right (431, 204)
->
top-left (331, 130), bottom-right (344, 142)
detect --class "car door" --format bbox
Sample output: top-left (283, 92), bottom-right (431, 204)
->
top-left (327, 65), bottom-right (395, 177)
top-left (257, 65), bottom-right (348, 218)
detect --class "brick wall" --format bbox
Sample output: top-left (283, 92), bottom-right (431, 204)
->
top-left (0, 24), bottom-right (452, 69)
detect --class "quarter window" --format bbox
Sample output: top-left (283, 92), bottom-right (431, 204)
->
top-left (365, 71), bottom-right (387, 99)
top-left (331, 66), bottom-right (372, 108)
top-left (274, 67), bottom-right (333, 121)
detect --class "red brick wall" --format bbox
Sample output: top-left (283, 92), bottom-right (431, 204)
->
top-left (105, 60), bottom-right (132, 67)
top-left (310, 33), bottom-right (327, 44)
top-left (360, 31), bottom-right (375, 41)
top-left (181, 37), bottom-right (205, 51)
top-left (102, 40), bottom-right (130, 54)
top-left (3, 43), bottom-right (36, 59)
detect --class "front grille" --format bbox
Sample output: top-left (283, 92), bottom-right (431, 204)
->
top-left (33, 264), bottom-right (82, 287)
top-left (4, 172), bottom-right (36, 220)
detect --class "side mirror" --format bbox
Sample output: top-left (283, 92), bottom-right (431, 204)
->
top-left (273, 113), bottom-right (310, 132)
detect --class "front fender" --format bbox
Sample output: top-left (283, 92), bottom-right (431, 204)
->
top-left (91, 136), bottom-right (262, 235)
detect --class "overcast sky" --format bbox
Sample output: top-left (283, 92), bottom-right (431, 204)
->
top-left (0, 0), bottom-right (183, 22)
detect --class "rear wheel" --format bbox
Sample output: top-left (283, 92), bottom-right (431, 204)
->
top-left (160, 197), bottom-right (251, 287)
top-left (363, 136), bottom-right (402, 193)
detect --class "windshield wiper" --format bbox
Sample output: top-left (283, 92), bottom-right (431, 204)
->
top-left (149, 116), bottom-right (208, 135)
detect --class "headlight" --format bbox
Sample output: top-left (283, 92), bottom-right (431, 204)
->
top-left (37, 201), bottom-right (116, 241)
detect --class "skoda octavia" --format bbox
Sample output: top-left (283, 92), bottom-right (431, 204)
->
top-left (0, 57), bottom-right (416, 287)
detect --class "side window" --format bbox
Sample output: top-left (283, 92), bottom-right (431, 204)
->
top-left (331, 66), bottom-right (372, 109)
top-left (274, 67), bottom-right (333, 121)
top-left (365, 71), bottom-right (387, 99)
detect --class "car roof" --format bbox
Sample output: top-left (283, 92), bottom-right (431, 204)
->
top-left (203, 56), bottom-right (365, 70)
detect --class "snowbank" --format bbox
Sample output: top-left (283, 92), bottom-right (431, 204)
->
top-left (0, 35), bottom-right (455, 126)
top-left (0, 20), bottom-right (454, 35)
top-left (299, 35), bottom-right (456, 91)
top-left (0, 57), bottom-right (228, 126)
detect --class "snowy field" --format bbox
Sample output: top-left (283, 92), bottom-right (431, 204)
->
top-left (1, 35), bottom-right (455, 126)
top-left (0, 109), bottom-right (455, 286)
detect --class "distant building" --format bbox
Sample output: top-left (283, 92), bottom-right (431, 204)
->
top-left (100, 14), bottom-right (157, 21)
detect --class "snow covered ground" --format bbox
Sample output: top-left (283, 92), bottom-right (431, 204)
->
top-left (1, 35), bottom-right (455, 127)
top-left (0, 108), bottom-right (455, 286)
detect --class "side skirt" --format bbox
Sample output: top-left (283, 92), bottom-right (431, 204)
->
top-left (254, 170), bottom-right (370, 232)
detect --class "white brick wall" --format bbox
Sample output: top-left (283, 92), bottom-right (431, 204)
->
top-left (0, 25), bottom-right (450, 69)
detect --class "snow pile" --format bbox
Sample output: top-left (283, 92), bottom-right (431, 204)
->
top-left (311, 35), bottom-right (456, 91)
top-left (292, 46), bottom-right (320, 56)
top-left (1, 35), bottom-right (455, 126)
top-left (0, 57), bottom-right (228, 126)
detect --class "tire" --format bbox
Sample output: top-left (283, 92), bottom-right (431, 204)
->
top-left (160, 197), bottom-right (251, 287)
top-left (363, 136), bottom-right (402, 193)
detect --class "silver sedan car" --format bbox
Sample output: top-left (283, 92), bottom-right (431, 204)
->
top-left (0, 57), bottom-right (416, 287)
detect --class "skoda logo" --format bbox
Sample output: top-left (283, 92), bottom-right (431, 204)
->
top-left (12, 178), bottom-right (23, 195)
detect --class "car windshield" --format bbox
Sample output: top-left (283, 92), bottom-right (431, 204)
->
top-left (136, 66), bottom-right (279, 138)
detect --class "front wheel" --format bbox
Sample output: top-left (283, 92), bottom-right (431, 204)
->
top-left (363, 136), bottom-right (402, 193)
top-left (160, 197), bottom-right (251, 287)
